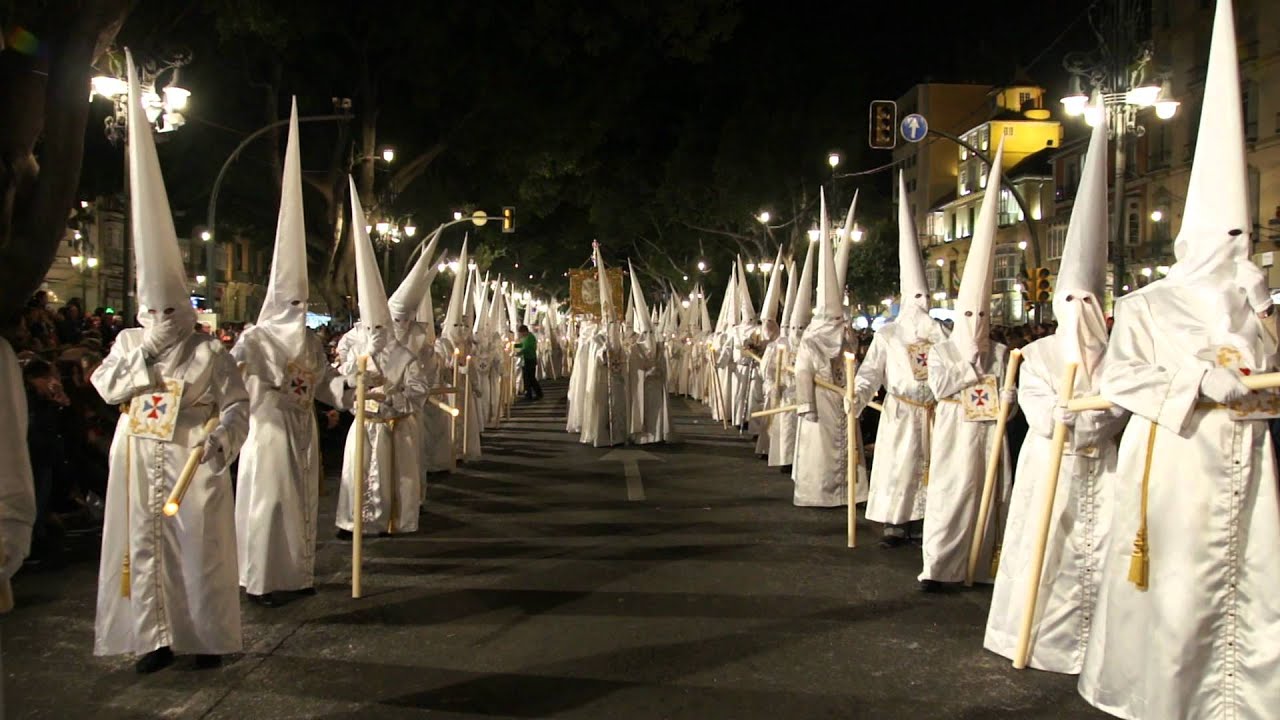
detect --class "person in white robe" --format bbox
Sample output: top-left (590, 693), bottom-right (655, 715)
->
top-left (855, 173), bottom-right (949, 546)
top-left (792, 191), bottom-right (867, 507)
top-left (984, 113), bottom-right (1125, 672)
top-left (921, 143), bottom-right (1012, 591)
top-left (335, 179), bottom-right (428, 537)
top-left (435, 240), bottom-right (483, 461)
top-left (754, 251), bottom-right (786, 457)
top-left (0, 336), bottom-right (36, 594)
top-left (579, 246), bottom-right (628, 447)
top-left (626, 263), bottom-right (672, 444)
top-left (769, 250), bottom-right (810, 469)
top-left (565, 317), bottom-right (593, 434)
top-left (92, 51), bottom-right (249, 674)
top-left (232, 102), bottom-right (349, 606)
top-left (1079, 4), bottom-right (1280, 715)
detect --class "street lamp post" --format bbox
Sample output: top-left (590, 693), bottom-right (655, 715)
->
top-left (1059, 0), bottom-right (1178, 301)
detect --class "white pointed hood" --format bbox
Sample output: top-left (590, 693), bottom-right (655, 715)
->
top-left (790, 238), bottom-right (817, 336)
top-left (698, 288), bottom-right (712, 335)
top-left (761, 248), bottom-right (785, 324)
top-left (804, 188), bottom-right (846, 357)
top-left (628, 261), bottom-right (653, 334)
top-left (388, 226), bottom-right (443, 340)
top-left (896, 171), bottom-right (934, 339)
top-left (736, 257), bottom-right (758, 324)
top-left (593, 243), bottom-right (616, 323)
top-left (779, 258), bottom-right (798, 333)
top-left (256, 98), bottom-right (309, 353)
top-left (126, 49), bottom-right (195, 348)
top-left (1165, 0), bottom-right (1270, 313)
top-left (1052, 102), bottom-right (1111, 380)
top-left (836, 189), bottom-right (858, 291)
top-left (444, 238), bottom-right (469, 332)
top-left (953, 140), bottom-right (1004, 360)
top-left (816, 189), bottom-right (842, 319)
top-left (348, 176), bottom-right (392, 352)
top-left (415, 264), bottom-right (440, 344)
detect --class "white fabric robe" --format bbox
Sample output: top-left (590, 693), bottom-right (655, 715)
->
top-left (580, 332), bottom-right (627, 447)
top-left (402, 325), bottom-right (454, 475)
top-left (921, 339), bottom-right (1011, 583)
top-left (1078, 288), bottom-right (1280, 720)
top-left (855, 321), bottom-right (947, 526)
top-left (232, 328), bottom-right (347, 595)
top-left (336, 332), bottom-right (428, 535)
top-left (984, 338), bottom-right (1124, 673)
top-left (435, 336), bottom-right (482, 462)
top-left (628, 337), bottom-right (672, 444)
top-left (91, 330), bottom-right (249, 656)
top-left (0, 338), bottom-right (35, 584)
top-left (790, 337), bottom-right (867, 507)
top-left (566, 330), bottom-right (592, 434)
top-left (764, 337), bottom-right (798, 467)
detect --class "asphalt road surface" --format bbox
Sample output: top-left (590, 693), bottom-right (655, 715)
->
top-left (3, 379), bottom-right (1107, 719)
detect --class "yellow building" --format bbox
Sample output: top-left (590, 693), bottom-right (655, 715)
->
top-left (918, 84), bottom-right (1063, 325)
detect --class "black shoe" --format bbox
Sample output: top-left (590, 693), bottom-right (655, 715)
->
top-left (335, 529), bottom-right (353, 541)
top-left (294, 587), bottom-right (316, 597)
top-left (194, 654), bottom-right (223, 670)
top-left (135, 647), bottom-right (174, 674)
top-left (919, 579), bottom-right (944, 593)
top-left (247, 592), bottom-right (278, 607)
top-left (879, 535), bottom-right (910, 549)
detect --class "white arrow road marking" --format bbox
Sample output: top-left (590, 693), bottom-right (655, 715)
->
top-left (599, 449), bottom-right (664, 501)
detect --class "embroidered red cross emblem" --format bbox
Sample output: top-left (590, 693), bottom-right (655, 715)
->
top-left (291, 376), bottom-right (309, 396)
top-left (970, 388), bottom-right (989, 406)
top-left (914, 352), bottom-right (928, 366)
top-left (143, 395), bottom-right (167, 419)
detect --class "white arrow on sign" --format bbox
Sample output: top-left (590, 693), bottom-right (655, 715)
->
top-left (599, 449), bottom-right (664, 501)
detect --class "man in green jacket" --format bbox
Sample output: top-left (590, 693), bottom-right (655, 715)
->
top-left (516, 325), bottom-right (543, 401)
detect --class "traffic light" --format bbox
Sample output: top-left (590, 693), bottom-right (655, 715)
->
top-left (869, 100), bottom-right (898, 150)
top-left (502, 206), bottom-right (515, 234)
top-left (1033, 266), bottom-right (1053, 302)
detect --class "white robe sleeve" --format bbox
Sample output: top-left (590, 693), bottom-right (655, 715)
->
top-left (90, 331), bottom-right (155, 405)
top-left (1100, 294), bottom-right (1203, 433)
top-left (794, 344), bottom-right (818, 415)
top-left (854, 332), bottom-right (888, 412)
top-left (209, 341), bottom-right (251, 462)
top-left (0, 339), bottom-right (35, 583)
top-left (927, 341), bottom-right (979, 400)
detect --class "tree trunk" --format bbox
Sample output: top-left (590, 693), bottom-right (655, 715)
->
top-left (0, 0), bottom-right (131, 333)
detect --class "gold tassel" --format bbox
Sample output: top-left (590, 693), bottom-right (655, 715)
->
top-left (121, 555), bottom-right (131, 598)
top-left (1127, 528), bottom-right (1148, 590)
top-left (1129, 420), bottom-right (1158, 592)
top-left (989, 544), bottom-right (1002, 576)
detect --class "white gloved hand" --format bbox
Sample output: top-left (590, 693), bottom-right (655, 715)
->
top-left (1201, 368), bottom-right (1249, 403)
top-left (198, 427), bottom-right (228, 475)
top-left (1051, 403), bottom-right (1077, 427)
top-left (842, 397), bottom-right (853, 415)
top-left (1000, 388), bottom-right (1016, 408)
top-left (800, 410), bottom-right (819, 423)
top-left (1234, 260), bottom-right (1273, 315)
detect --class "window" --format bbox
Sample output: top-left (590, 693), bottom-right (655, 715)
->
top-left (1018, 91), bottom-right (1031, 109)
top-left (967, 206), bottom-right (976, 237)
top-left (926, 266), bottom-right (943, 292)
top-left (960, 167), bottom-right (970, 195)
top-left (994, 247), bottom-right (1020, 292)
top-left (1046, 222), bottom-right (1068, 260)
top-left (1244, 81), bottom-right (1258, 142)
top-left (998, 189), bottom-right (1020, 227)
top-left (1003, 125), bottom-right (1015, 137)
top-left (1127, 209), bottom-right (1140, 246)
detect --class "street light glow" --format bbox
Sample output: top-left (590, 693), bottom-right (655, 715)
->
top-left (757, 211), bottom-right (771, 224)
top-left (745, 262), bottom-right (756, 273)
top-left (827, 152), bottom-right (841, 169)
top-left (90, 75), bottom-right (128, 99)
top-left (696, 260), bottom-right (707, 272)
top-left (87, 257), bottom-right (98, 269)
top-left (807, 228), bottom-right (820, 242)
top-left (382, 148), bottom-right (395, 163)
top-left (936, 258), bottom-right (945, 267)
top-left (1126, 84), bottom-right (1161, 107)
top-left (453, 211), bottom-right (463, 221)
top-left (200, 230), bottom-right (212, 242)
top-left (1155, 99), bottom-right (1180, 120)
top-left (162, 85), bottom-right (190, 110)
top-left (1017, 240), bottom-right (1027, 250)
top-left (404, 224), bottom-right (417, 237)
top-left (852, 228), bottom-right (864, 243)
top-left (1150, 209), bottom-right (1163, 222)
top-left (196, 274), bottom-right (207, 285)
top-left (375, 221), bottom-right (391, 234)
top-left (1141, 267), bottom-right (1153, 277)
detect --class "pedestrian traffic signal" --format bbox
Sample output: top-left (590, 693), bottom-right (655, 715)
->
top-left (869, 100), bottom-right (897, 150)
top-left (502, 206), bottom-right (515, 234)
top-left (1033, 267), bottom-right (1053, 302)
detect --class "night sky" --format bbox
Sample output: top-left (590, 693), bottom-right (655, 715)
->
top-left (79, 0), bottom-right (1097, 292)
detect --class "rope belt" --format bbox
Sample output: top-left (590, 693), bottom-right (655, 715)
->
top-left (889, 393), bottom-right (936, 410)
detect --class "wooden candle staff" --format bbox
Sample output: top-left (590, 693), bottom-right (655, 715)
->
top-left (1012, 362), bottom-right (1078, 669)
top-left (461, 355), bottom-right (473, 458)
top-left (352, 355), bottom-right (368, 599)
top-left (163, 416), bottom-right (222, 517)
top-left (844, 352), bottom-right (859, 549)
top-left (965, 348), bottom-right (1024, 587)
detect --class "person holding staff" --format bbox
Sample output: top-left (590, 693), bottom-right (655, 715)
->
top-left (91, 51), bottom-right (248, 673)
top-left (1079, 2), bottom-right (1280, 716)
top-left (983, 109), bottom-right (1124, 672)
